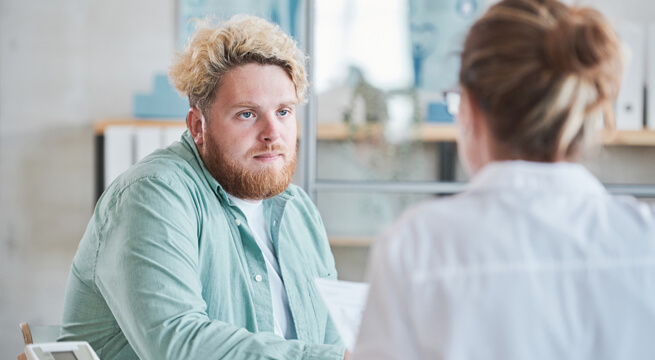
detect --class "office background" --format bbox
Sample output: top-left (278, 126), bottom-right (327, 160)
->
top-left (2, 0), bottom-right (655, 357)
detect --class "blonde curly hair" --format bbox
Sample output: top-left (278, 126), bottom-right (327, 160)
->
top-left (169, 15), bottom-right (309, 118)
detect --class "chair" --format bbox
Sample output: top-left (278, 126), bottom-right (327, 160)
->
top-left (18, 322), bottom-right (61, 360)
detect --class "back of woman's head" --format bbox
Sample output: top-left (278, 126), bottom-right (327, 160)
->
top-left (459, 0), bottom-right (623, 161)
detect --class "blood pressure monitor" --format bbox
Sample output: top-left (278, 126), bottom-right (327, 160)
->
top-left (25, 342), bottom-right (100, 360)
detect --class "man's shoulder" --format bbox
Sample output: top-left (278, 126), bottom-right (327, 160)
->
top-left (102, 145), bottom-right (205, 202)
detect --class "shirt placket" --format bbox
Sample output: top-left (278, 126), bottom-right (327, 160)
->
top-left (228, 204), bottom-right (276, 334)
top-left (265, 195), bottom-right (311, 341)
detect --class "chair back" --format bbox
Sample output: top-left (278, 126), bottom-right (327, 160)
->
top-left (18, 322), bottom-right (61, 360)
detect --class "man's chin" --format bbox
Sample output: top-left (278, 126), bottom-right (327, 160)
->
top-left (248, 161), bottom-right (286, 173)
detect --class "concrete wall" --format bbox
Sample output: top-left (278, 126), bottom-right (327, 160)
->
top-left (0, 0), bottom-right (176, 355)
top-left (1, 0), bottom-right (655, 358)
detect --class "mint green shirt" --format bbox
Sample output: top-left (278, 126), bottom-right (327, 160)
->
top-left (59, 130), bottom-right (344, 360)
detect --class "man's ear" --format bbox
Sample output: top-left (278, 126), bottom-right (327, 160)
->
top-left (187, 107), bottom-right (205, 145)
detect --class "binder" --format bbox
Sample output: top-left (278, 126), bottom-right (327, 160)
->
top-left (104, 126), bottom-right (134, 187)
top-left (163, 126), bottom-right (187, 147)
top-left (616, 23), bottom-right (645, 130)
top-left (648, 24), bottom-right (655, 130)
top-left (135, 127), bottom-right (163, 161)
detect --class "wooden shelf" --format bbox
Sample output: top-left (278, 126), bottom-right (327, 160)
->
top-left (316, 123), bottom-right (458, 142)
top-left (95, 119), bottom-right (655, 146)
top-left (600, 130), bottom-right (655, 146)
top-left (94, 118), bottom-right (186, 134)
top-left (317, 123), bottom-right (655, 146)
top-left (328, 236), bottom-right (375, 247)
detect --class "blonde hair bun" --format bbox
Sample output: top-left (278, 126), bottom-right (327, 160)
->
top-left (460, 0), bottom-right (623, 162)
top-left (544, 7), bottom-right (621, 79)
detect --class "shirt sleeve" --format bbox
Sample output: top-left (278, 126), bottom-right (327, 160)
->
top-left (352, 230), bottom-right (422, 360)
top-left (290, 186), bottom-right (344, 348)
top-left (95, 176), bottom-right (344, 360)
top-left (324, 314), bottom-right (343, 346)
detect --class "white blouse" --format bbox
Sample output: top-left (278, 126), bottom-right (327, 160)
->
top-left (354, 161), bottom-right (655, 360)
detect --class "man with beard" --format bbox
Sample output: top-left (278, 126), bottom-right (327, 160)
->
top-left (59, 16), bottom-right (346, 360)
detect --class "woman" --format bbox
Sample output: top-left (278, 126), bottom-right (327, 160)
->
top-left (353, 0), bottom-right (655, 359)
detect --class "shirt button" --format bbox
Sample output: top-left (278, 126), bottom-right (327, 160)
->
top-left (235, 219), bottom-right (241, 226)
top-left (254, 274), bottom-right (263, 282)
top-left (273, 220), bottom-right (277, 226)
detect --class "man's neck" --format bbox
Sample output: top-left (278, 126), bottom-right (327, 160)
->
top-left (226, 192), bottom-right (263, 206)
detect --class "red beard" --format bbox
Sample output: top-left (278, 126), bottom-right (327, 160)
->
top-left (202, 134), bottom-right (297, 200)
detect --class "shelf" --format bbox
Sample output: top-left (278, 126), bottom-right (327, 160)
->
top-left (318, 123), bottom-right (655, 146)
top-left (95, 119), bottom-right (655, 146)
top-left (328, 236), bottom-right (375, 247)
top-left (94, 118), bottom-right (186, 134)
top-left (316, 123), bottom-right (458, 142)
top-left (600, 130), bottom-right (655, 146)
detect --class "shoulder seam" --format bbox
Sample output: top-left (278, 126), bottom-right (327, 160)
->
top-left (92, 175), bottom-right (183, 285)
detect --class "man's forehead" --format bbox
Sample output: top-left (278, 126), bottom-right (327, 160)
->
top-left (211, 64), bottom-right (298, 107)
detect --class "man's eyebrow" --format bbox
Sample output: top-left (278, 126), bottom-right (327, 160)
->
top-left (230, 100), bottom-right (298, 109)
top-left (279, 100), bottom-right (298, 107)
top-left (232, 102), bottom-right (259, 109)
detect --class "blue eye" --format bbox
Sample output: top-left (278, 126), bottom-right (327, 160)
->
top-left (277, 110), bottom-right (290, 116)
top-left (239, 112), bottom-right (254, 119)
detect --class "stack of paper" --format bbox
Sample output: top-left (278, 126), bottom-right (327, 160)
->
top-left (314, 279), bottom-right (370, 352)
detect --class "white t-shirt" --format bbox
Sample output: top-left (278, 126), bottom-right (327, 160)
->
top-left (227, 193), bottom-right (297, 340)
top-left (355, 161), bottom-right (655, 360)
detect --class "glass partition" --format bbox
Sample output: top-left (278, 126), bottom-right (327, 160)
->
top-left (313, 0), bottom-right (483, 182)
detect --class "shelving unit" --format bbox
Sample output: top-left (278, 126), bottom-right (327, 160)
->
top-left (95, 119), bottom-right (655, 146)
top-left (94, 118), bottom-right (655, 247)
top-left (95, 119), bottom-right (655, 246)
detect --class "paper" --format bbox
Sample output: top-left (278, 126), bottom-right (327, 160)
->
top-left (314, 278), bottom-right (370, 352)
top-left (104, 126), bottom-right (135, 187)
top-left (135, 127), bottom-right (162, 162)
top-left (648, 24), bottom-right (655, 130)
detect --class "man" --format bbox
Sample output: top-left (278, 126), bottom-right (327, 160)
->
top-left (59, 16), bottom-right (346, 360)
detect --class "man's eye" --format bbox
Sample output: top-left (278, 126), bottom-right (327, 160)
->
top-left (277, 110), bottom-right (289, 116)
top-left (239, 112), bottom-right (254, 119)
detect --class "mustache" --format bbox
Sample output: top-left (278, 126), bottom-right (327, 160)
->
top-left (247, 143), bottom-right (289, 158)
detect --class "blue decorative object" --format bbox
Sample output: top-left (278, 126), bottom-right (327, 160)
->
top-left (178, 0), bottom-right (299, 49)
top-left (410, 22), bottom-right (437, 88)
top-left (133, 74), bottom-right (189, 118)
top-left (288, 0), bottom-right (300, 40)
top-left (456, 0), bottom-right (478, 18)
top-left (427, 102), bottom-right (455, 123)
top-left (409, 0), bottom-right (480, 92)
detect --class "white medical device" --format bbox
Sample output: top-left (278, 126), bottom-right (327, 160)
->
top-left (25, 341), bottom-right (100, 360)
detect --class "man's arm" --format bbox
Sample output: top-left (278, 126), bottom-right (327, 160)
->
top-left (95, 176), bottom-right (344, 360)
top-left (324, 315), bottom-right (343, 346)
top-left (296, 186), bottom-right (345, 349)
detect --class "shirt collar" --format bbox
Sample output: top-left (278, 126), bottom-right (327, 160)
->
top-left (180, 129), bottom-right (230, 203)
top-left (466, 160), bottom-right (608, 195)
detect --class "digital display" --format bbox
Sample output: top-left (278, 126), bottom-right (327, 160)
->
top-left (51, 351), bottom-right (78, 360)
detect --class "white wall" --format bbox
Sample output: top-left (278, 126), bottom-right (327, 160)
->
top-left (0, 0), bottom-right (176, 356)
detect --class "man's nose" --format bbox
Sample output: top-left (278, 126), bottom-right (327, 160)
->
top-left (259, 113), bottom-right (281, 143)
